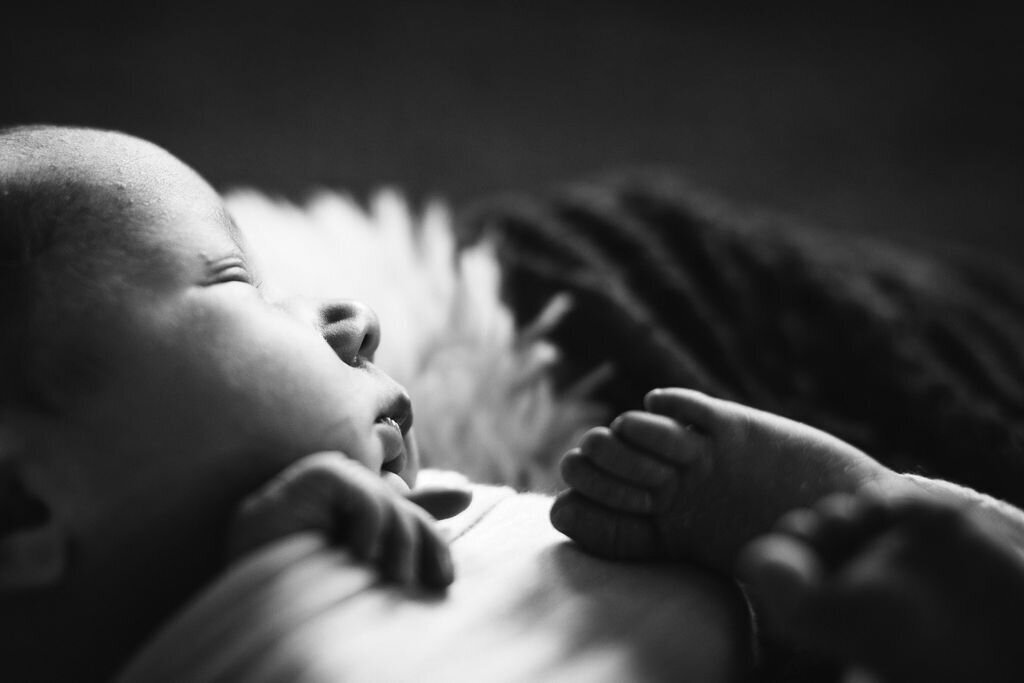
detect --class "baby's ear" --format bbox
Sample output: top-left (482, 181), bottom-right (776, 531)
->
top-left (0, 453), bottom-right (67, 591)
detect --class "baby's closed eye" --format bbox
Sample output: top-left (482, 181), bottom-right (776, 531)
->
top-left (204, 252), bottom-right (261, 287)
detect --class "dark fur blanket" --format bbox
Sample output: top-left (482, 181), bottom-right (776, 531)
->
top-left (460, 171), bottom-right (1024, 509)
top-left (461, 172), bottom-right (1024, 680)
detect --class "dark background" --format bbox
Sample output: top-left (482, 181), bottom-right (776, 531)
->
top-left (3, 2), bottom-right (1021, 263)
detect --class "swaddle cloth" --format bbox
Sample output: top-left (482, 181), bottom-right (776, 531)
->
top-left (119, 474), bottom-right (752, 683)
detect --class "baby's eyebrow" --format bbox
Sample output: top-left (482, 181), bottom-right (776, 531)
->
top-left (205, 251), bottom-right (248, 268)
top-left (224, 212), bottom-right (267, 288)
top-left (223, 211), bottom-right (259, 264)
top-left (222, 207), bottom-right (245, 243)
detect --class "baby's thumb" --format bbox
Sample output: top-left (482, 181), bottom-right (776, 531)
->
top-left (405, 486), bottom-right (472, 520)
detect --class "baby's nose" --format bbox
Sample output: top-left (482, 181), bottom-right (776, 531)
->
top-left (318, 300), bottom-right (381, 365)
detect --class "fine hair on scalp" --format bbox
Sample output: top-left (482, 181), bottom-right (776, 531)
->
top-left (0, 125), bottom-right (138, 411)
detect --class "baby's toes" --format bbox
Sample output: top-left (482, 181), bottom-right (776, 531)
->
top-left (610, 411), bottom-right (706, 466)
top-left (550, 491), bottom-right (663, 560)
top-left (643, 388), bottom-right (726, 435)
top-left (561, 449), bottom-right (657, 514)
top-left (578, 427), bottom-right (677, 488)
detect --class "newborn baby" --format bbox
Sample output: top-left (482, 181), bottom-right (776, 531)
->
top-left (0, 125), bottom-right (468, 681)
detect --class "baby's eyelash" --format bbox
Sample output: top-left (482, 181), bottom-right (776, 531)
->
top-left (213, 261), bottom-right (255, 285)
top-left (206, 255), bottom-right (258, 287)
top-left (220, 269), bottom-right (251, 284)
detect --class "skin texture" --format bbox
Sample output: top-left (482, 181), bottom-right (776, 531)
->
top-left (738, 493), bottom-right (1024, 683)
top-left (551, 388), bottom-right (911, 573)
top-left (0, 127), bottom-right (468, 681)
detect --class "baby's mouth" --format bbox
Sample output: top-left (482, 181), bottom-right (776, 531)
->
top-left (376, 391), bottom-right (413, 484)
top-left (375, 414), bottom-right (408, 476)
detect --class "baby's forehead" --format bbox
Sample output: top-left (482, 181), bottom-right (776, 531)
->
top-left (5, 129), bottom-right (222, 221)
top-left (88, 183), bottom-right (245, 281)
top-left (2, 127), bottom-right (243, 281)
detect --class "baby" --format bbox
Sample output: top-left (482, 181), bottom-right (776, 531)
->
top-left (0, 125), bottom-right (469, 681)
top-left (552, 388), bottom-right (1024, 682)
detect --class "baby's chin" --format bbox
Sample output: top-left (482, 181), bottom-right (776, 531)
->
top-left (382, 471), bottom-right (411, 493)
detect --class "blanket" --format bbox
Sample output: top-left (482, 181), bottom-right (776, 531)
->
top-left (118, 475), bottom-right (753, 682)
top-left (461, 170), bottom-right (1024, 507)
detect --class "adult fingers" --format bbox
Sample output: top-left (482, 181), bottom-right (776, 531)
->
top-left (735, 533), bottom-right (824, 635)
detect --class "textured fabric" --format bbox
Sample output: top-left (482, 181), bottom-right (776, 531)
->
top-left (461, 171), bottom-right (1024, 507)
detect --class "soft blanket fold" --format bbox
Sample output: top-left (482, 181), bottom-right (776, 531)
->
top-left (118, 477), bottom-right (753, 682)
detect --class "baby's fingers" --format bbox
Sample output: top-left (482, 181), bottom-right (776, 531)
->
top-left (380, 503), bottom-right (419, 586)
top-left (414, 510), bottom-right (455, 588)
top-left (611, 411), bottom-right (705, 466)
top-left (561, 449), bottom-right (657, 514)
top-left (329, 465), bottom-right (389, 562)
top-left (226, 451), bottom-right (384, 562)
top-left (406, 486), bottom-right (473, 520)
top-left (383, 501), bottom-right (454, 588)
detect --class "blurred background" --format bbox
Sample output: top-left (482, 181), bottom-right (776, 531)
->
top-left (3, 1), bottom-right (1021, 261)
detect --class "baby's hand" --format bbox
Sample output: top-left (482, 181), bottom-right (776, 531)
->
top-left (226, 452), bottom-right (469, 588)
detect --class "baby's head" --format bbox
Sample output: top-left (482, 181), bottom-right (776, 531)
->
top-left (0, 125), bottom-right (417, 678)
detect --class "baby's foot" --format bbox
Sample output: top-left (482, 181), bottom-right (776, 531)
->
top-left (550, 388), bottom-right (906, 572)
top-left (738, 493), bottom-right (1024, 683)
